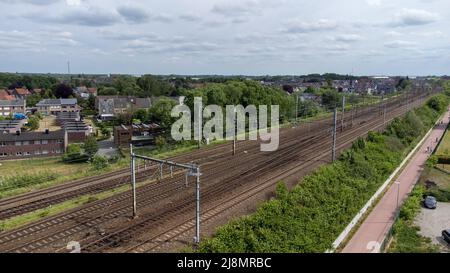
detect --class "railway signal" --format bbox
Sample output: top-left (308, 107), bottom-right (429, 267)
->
top-left (129, 144), bottom-right (203, 244)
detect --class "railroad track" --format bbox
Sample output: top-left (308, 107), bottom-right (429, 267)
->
top-left (0, 92), bottom-right (412, 220)
top-left (84, 95), bottom-right (427, 253)
top-left (0, 91), bottom-right (433, 253)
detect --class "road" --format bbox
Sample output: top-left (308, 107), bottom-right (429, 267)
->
top-left (342, 108), bottom-right (450, 253)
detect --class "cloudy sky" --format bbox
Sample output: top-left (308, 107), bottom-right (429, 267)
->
top-left (0, 0), bottom-right (449, 75)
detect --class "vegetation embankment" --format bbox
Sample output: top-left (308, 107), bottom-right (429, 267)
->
top-left (198, 93), bottom-right (449, 253)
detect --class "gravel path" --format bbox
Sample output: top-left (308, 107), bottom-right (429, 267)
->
top-left (415, 203), bottom-right (450, 252)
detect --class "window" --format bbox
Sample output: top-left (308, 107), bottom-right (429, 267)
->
top-left (24, 152), bottom-right (31, 156)
top-left (23, 141), bottom-right (30, 145)
top-left (57, 139), bottom-right (63, 143)
top-left (16, 152), bottom-right (23, 156)
top-left (0, 153), bottom-right (7, 157)
top-left (42, 140), bottom-right (48, 144)
top-left (15, 141), bottom-right (22, 146)
top-left (34, 140), bottom-right (41, 145)
top-left (34, 150), bottom-right (41, 155)
top-left (0, 142), bottom-right (6, 146)
top-left (42, 150), bottom-right (48, 154)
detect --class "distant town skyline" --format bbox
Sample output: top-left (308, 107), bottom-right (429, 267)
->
top-left (0, 0), bottom-right (449, 76)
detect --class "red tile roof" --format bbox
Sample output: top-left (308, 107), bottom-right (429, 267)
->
top-left (0, 89), bottom-right (15, 100)
top-left (15, 88), bottom-right (31, 96)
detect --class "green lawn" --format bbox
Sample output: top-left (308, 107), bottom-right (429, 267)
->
top-left (436, 129), bottom-right (450, 156)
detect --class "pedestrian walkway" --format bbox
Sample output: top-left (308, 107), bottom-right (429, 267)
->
top-left (342, 109), bottom-right (450, 253)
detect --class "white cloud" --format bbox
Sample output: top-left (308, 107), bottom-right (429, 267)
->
top-left (389, 9), bottom-right (439, 27)
top-left (285, 19), bottom-right (337, 33)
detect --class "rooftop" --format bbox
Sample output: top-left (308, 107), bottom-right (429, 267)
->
top-left (36, 98), bottom-right (77, 106)
top-left (0, 130), bottom-right (65, 141)
top-left (0, 99), bottom-right (25, 106)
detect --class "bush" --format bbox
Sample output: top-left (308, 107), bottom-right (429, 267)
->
top-left (0, 172), bottom-right (59, 193)
top-left (155, 136), bottom-right (166, 148)
top-left (90, 155), bottom-right (109, 170)
top-left (63, 144), bottom-right (89, 163)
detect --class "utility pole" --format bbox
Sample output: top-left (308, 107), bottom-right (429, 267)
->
top-left (130, 144), bottom-right (137, 218)
top-left (195, 166), bottom-right (201, 244)
top-left (341, 95), bottom-right (346, 131)
top-left (131, 153), bottom-right (202, 244)
top-left (332, 108), bottom-right (337, 162)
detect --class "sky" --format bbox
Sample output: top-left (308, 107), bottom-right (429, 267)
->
top-left (0, 0), bottom-right (449, 76)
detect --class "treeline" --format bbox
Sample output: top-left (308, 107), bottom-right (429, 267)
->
top-left (0, 73), bottom-right (58, 90)
top-left (198, 93), bottom-right (449, 253)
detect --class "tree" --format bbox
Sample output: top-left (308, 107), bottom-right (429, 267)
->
top-left (26, 94), bottom-right (42, 107)
top-left (63, 144), bottom-right (88, 163)
top-left (83, 136), bottom-right (99, 158)
top-left (53, 83), bottom-right (73, 98)
top-left (148, 98), bottom-right (177, 129)
top-left (27, 116), bottom-right (40, 131)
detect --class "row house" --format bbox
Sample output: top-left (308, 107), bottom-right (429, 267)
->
top-left (0, 100), bottom-right (26, 117)
top-left (0, 130), bottom-right (66, 160)
top-left (36, 98), bottom-right (80, 115)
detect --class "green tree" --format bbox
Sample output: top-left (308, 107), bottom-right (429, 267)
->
top-left (83, 136), bottom-right (99, 158)
top-left (27, 116), bottom-right (40, 131)
top-left (148, 98), bottom-right (177, 129)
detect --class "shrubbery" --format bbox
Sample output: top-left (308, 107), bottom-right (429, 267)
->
top-left (0, 172), bottom-right (59, 193)
top-left (199, 93), bottom-right (449, 253)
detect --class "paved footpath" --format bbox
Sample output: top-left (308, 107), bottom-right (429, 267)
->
top-left (342, 108), bottom-right (450, 253)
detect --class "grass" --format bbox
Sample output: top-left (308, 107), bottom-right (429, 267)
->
top-left (436, 129), bottom-right (450, 156)
top-left (388, 219), bottom-right (440, 253)
top-left (419, 166), bottom-right (450, 202)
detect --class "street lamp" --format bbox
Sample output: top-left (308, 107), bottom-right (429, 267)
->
top-left (394, 181), bottom-right (401, 213)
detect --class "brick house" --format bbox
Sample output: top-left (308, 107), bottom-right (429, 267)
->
top-left (0, 130), bottom-right (66, 160)
top-left (114, 123), bottom-right (162, 147)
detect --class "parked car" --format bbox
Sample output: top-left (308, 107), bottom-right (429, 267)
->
top-left (423, 196), bottom-right (437, 209)
top-left (442, 230), bottom-right (450, 244)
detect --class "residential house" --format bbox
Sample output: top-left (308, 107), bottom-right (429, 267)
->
top-left (36, 98), bottom-right (80, 115)
top-left (0, 100), bottom-right (26, 117)
top-left (96, 96), bottom-right (151, 120)
top-left (10, 87), bottom-right (31, 99)
top-left (0, 130), bottom-right (66, 160)
top-left (114, 123), bottom-right (162, 147)
top-left (0, 89), bottom-right (15, 101)
top-left (62, 121), bottom-right (90, 144)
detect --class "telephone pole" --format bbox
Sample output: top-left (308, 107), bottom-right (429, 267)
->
top-left (332, 108), bottom-right (337, 162)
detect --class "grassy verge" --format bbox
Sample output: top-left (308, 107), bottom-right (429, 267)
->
top-left (0, 171), bottom-right (172, 232)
